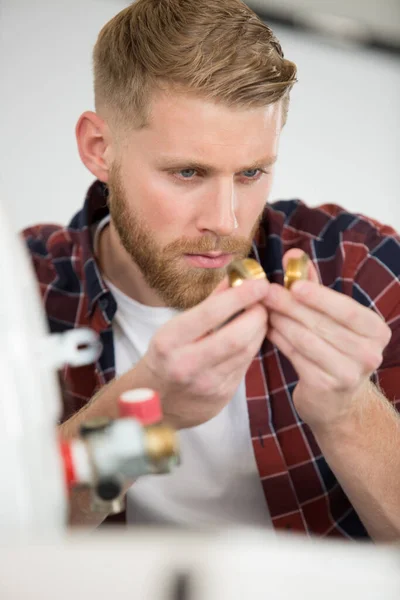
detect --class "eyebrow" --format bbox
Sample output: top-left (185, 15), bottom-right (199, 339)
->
top-left (154, 155), bottom-right (278, 173)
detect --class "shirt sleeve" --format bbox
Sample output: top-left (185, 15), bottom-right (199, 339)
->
top-left (341, 224), bottom-right (400, 411)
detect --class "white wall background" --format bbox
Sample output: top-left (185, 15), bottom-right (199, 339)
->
top-left (0, 0), bottom-right (127, 229)
top-left (1, 0), bottom-right (399, 231)
top-left (271, 27), bottom-right (400, 229)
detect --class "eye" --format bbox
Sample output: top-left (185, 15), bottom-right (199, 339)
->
top-left (242, 169), bottom-right (261, 178)
top-left (178, 169), bottom-right (197, 179)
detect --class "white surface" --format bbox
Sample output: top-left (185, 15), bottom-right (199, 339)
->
top-left (269, 26), bottom-right (400, 230)
top-left (42, 328), bottom-right (101, 369)
top-left (104, 263), bottom-right (271, 527)
top-left (0, 530), bottom-right (399, 599)
top-left (0, 199), bottom-right (66, 535)
top-left (1, 1), bottom-right (399, 231)
top-left (121, 387), bottom-right (156, 403)
top-left (69, 439), bottom-right (92, 485)
top-left (0, 196), bottom-right (103, 534)
top-left (0, 0), bottom-right (127, 228)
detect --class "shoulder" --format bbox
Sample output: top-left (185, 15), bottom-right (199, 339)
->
top-left (263, 199), bottom-right (400, 310)
top-left (267, 199), bottom-right (399, 245)
top-left (22, 222), bottom-right (73, 256)
top-left (21, 222), bottom-right (82, 292)
top-left (265, 199), bottom-right (400, 264)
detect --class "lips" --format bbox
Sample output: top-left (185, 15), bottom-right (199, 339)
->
top-left (184, 253), bottom-right (233, 269)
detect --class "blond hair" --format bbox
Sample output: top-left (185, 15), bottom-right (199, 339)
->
top-left (93, 0), bottom-right (297, 129)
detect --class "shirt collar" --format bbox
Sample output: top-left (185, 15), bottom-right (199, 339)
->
top-left (68, 180), bottom-right (113, 317)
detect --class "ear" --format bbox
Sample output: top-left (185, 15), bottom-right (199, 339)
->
top-left (75, 111), bottom-right (113, 183)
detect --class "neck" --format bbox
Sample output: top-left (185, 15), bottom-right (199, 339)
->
top-left (96, 221), bottom-right (167, 307)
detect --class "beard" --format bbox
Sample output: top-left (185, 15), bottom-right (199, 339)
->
top-left (107, 165), bottom-right (262, 310)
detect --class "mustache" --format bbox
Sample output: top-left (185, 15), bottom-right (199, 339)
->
top-left (163, 235), bottom-right (252, 255)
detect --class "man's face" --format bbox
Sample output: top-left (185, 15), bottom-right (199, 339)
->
top-left (108, 92), bottom-right (283, 309)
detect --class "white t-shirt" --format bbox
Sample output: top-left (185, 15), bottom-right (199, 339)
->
top-left (95, 217), bottom-right (271, 527)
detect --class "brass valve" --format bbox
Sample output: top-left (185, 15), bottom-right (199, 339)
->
top-left (144, 424), bottom-right (180, 465)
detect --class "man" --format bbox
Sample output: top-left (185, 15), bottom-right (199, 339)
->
top-left (23, 0), bottom-right (400, 540)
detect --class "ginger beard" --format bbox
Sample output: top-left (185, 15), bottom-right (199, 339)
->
top-left (108, 165), bottom-right (262, 310)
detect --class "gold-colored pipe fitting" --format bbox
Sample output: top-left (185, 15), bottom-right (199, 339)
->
top-left (227, 254), bottom-right (310, 290)
top-left (284, 253), bottom-right (310, 290)
top-left (144, 425), bottom-right (180, 463)
top-left (227, 258), bottom-right (267, 287)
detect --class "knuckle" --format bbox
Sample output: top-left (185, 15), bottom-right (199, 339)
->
top-left (297, 329), bottom-right (315, 354)
top-left (225, 335), bottom-right (242, 354)
top-left (339, 370), bottom-right (360, 390)
top-left (370, 314), bottom-right (391, 345)
top-left (315, 372), bottom-right (335, 393)
top-left (195, 376), bottom-right (215, 397)
top-left (346, 305), bottom-right (359, 325)
top-left (314, 316), bottom-right (331, 339)
top-left (168, 361), bottom-right (192, 385)
top-left (152, 336), bottom-right (169, 361)
top-left (363, 349), bottom-right (383, 372)
top-left (239, 279), bottom-right (267, 305)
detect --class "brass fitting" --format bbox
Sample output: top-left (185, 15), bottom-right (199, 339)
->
top-left (144, 424), bottom-right (180, 464)
top-left (284, 253), bottom-right (310, 290)
top-left (227, 258), bottom-right (267, 287)
top-left (227, 255), bottom-right (310, 290)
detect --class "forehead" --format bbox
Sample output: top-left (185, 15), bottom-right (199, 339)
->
top-left (130, 92), bottom-right (283, 166)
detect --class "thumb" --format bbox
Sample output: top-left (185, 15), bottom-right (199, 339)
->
top-left (282, 249), bottom-right (320, 284)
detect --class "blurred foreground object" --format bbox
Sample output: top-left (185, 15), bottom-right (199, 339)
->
top-left (0, 529), bottom-right (399, 599)
top-left (0, 199), bottom-right (178, 534)
top-left (62, 388), bottom-right (179, 516)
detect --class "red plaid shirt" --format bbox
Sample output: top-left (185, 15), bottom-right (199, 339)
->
top-left (23, 180), bottom-right (400, 539)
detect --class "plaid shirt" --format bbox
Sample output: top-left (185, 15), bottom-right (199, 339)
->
top-left (23, 180), bottom-right (400, 539)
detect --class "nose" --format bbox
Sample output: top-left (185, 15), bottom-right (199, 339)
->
top-left (196, 179), bottom-right (238, 237)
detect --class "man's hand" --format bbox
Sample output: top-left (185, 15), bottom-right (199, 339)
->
top-left (135, 277), bottom-right (269, 429)
top-left (264, 249), bottom-right (392, 433)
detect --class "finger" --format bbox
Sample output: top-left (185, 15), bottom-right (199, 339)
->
top-left (264, 283), bottom-right (383, 361)
top-left (282, 249), bottom-right (320, 284)
top-left (216, 317), bottom-right (268, 374)
top-left (268, 312), bottom-right (378, 382)
top-left (268, 327), bottom-right (338, 391)
top-left (193, 324), bottom-right (268, 395)
top-left (170, 303), bottom-right (268, 380)
top-left (290, 279), bottom-right (391, 343)
top-left (208, 276), bottom-right (230, 296)
top-left (158, 278), bottom-right (269, 349)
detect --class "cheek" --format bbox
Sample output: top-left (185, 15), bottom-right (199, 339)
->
top-left (125, 167), bottom-right (193, 233)
top-left (236, 178), bottom-right (272, 223)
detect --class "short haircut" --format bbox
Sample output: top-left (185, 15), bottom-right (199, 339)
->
top-left (93, 0), bottom-right (297, 129)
